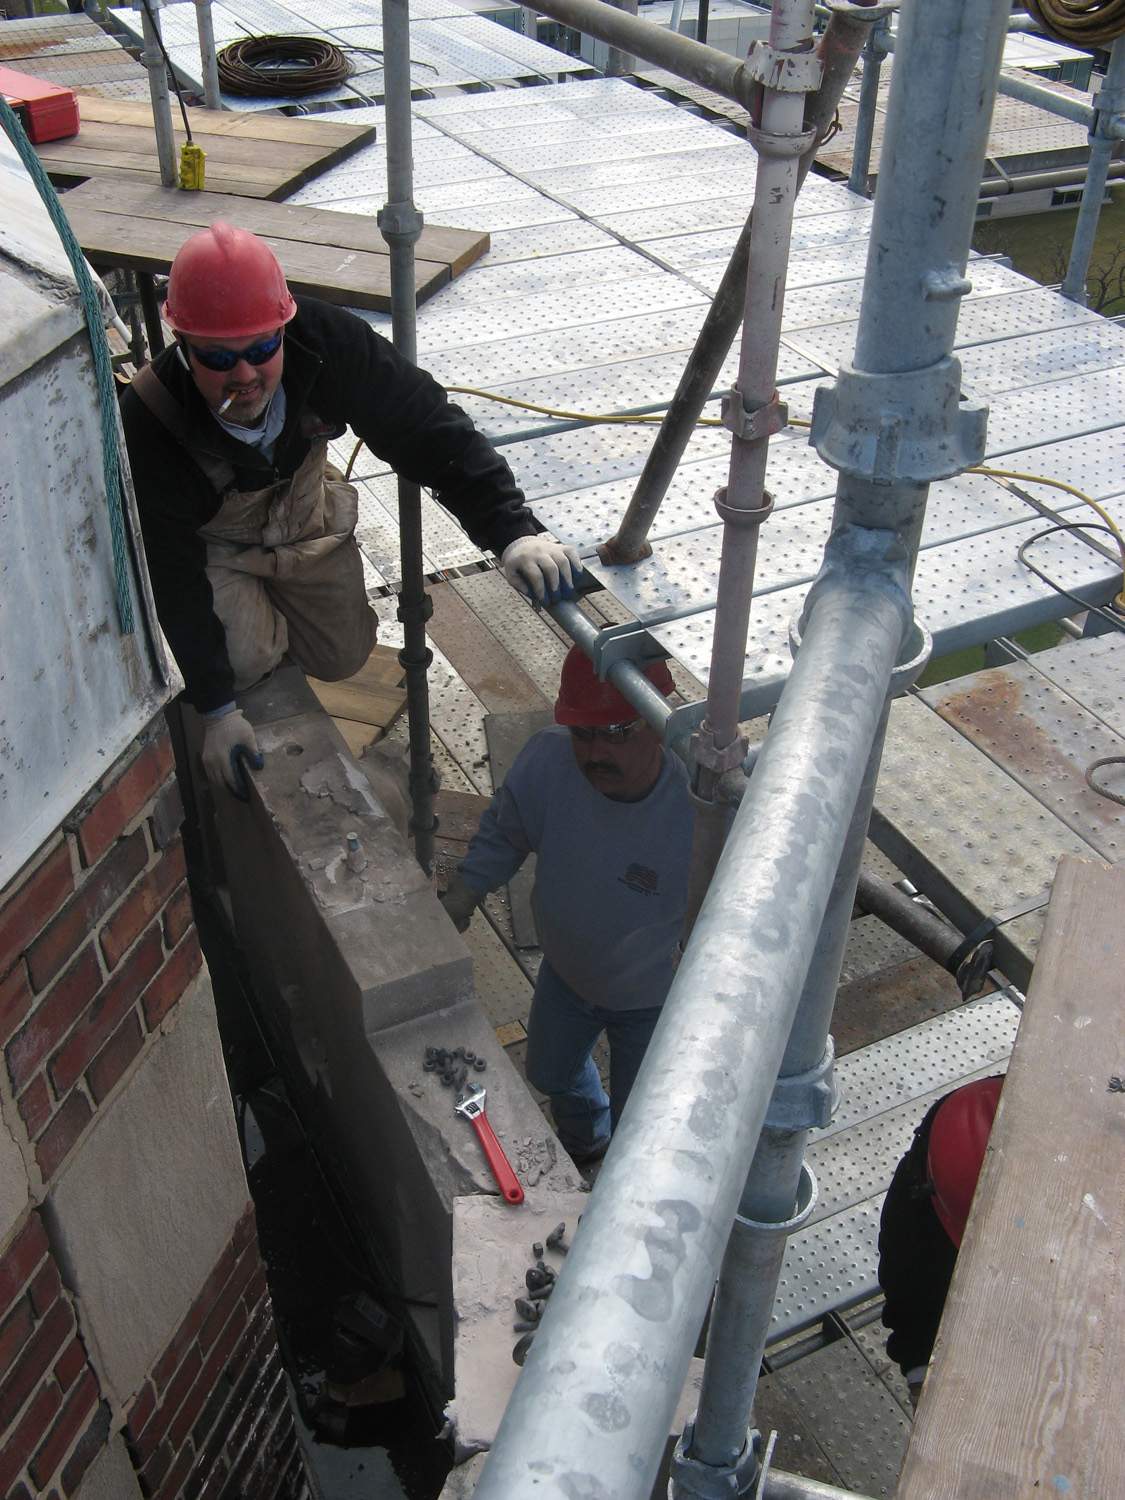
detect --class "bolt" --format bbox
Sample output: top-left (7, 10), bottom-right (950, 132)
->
top-left (531, 1242), bottom-right (544, 1260)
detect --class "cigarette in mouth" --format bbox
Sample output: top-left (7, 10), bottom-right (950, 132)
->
top-left (218, 395), bottom-right (235, 415)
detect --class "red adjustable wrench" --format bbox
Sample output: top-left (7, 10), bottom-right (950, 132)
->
top-left (455, 1083), bottom-right (524, 1205)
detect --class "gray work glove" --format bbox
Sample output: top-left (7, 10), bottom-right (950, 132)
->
top-left (440, 872), bottom-right (481, 933)
top-left (500, 533), bottom-right (583, 604)
top-left (201, 708), bottom-right (264, 801)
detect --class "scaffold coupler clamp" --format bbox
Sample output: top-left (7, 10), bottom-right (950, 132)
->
top-left (721, 386), bottom-right (789, 446)
top-left (377, 198), bottom-right (424, 247)
top-left (820, 0), bottom-right (900, 19)
top-left (810, 355), bottom-right (988, 487)
top-left (669, 1418), bottom-right (763, 1499)
top-left (764, 1039), bottom-right (837, 1134)
top-left (691, 721), bottom-right (748, 783)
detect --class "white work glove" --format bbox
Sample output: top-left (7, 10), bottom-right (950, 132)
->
top-left (500, 533), bottom-right (584, 604)
top-left (440, 872), bottom-right (482, 933)
top-left (200, 707), bottom-right (264, 801)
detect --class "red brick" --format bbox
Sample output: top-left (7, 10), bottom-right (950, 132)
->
top-left (100, 843), bottom-right (186, 972)
top-left (27, 1259), bottom-right (61, 1317)
top-left (35, 1092), bottom-right (93, 1181)
top-left (60, 1399), bottom-right (110, 1497)
top-left (198, 1254), bottom-right (257, 1357)
top-left (0, 844), bottom-right (73, 975)
top-left (16, 1075), bottom-right (53, 1139)
top-left (0, 1215), bottom-right (48, 1310)
top-left (29, 1367), bottom-right (97, 1490)
top-left (241, 1265), bottom-right (268, 1314)
top-left (0, 1380), bottom-right (61, 1495)
top-left (0, 1298), bottom-right (73, 1432)
top-left (27, 831), bottom-right (148, 991)
top-left (86, 1012), bottom-right (144, 1106)
top-left (0, 1299), bottom-right (35, 1382)
top-left (162, 886), bottom-right (195, 951)
top-left (154, 1437), bottom-right (196, 1500)
top-left (49, 928), bottom-right (162, 1096)
top-left (0, 962), bottom-right (33, 1050)
top-left (150, 781), bottom-right (185, 853)
top-left (76, 738), bottom-right (174, 868)
top-left (127, 1379), bottom-right (157, 1441)
top-left (138, 1435), bottom-right (174, 1495)
top-left (6, 947), bottom-right (102, 1093)
top-left (142, 933), bottom-right (203, 1031)
top-left (140, 1344), bottom-right (201, 1460)
top-left (52, 1338), bottom-right (86, 1394)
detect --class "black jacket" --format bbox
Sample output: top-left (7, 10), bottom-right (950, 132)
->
top-left (122, 296), bottom-right (541, 712)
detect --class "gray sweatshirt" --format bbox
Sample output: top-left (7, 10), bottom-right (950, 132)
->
top-left (459, 727), bottom-right (695, 1011)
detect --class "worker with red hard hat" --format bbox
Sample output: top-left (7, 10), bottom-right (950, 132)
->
top-left (121, 222), bottom-right (580, 798)
top-left (440, 646), bottom-right (694, 1164)
top-left (878, 1074), bottom-right (1004, 1409)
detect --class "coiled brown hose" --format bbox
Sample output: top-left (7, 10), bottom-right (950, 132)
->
top-left (1022, 0), bottom-right (1125, 48)
top-left (216, 36), bottom-right (352, 97)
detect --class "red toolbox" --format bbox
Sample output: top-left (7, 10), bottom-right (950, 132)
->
top-left (0, 67), bottom-right (80, 145)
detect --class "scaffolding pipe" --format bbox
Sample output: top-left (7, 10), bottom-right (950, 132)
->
top-left (599, 3), bottom-right (878, 567)
top-left (193, 0), bottom-right (222, 110)
top-left (548, 601), bottom-right (677, 736)
top-left (681, 0), bottom-right (821, 942)
top-left (472, 549), bottom-right (911, 1500)
top-left (605, 0), bottom-right (639, 76)
top-left (379, 0), bottom-right (436, 874)
top-left (1062, 36), bottom-right (1125, 304)
top-left (847, 13), bottom-right (889, 196)
top-left (512, 0), bottom-right (764, 105)
top-left (677, 0), bottom-right (1006, 1486)
top-left (139, 2), bottom-right (178, 189)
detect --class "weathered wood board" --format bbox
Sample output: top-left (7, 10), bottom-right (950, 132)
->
top-left (897, 856), bottom-right (1125, 1498)
top-left (37, 94), bottom-right (376, 199)
top-left (61, 179), bottom-right (489, 311)
top-left (308, 644), bottom-right (406, 751)
top-left (0, 13), bottom-right (149, 100)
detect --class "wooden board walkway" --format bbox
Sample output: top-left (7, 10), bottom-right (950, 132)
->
top-left (37, 95), bottom-right (375, 199)
top-left (62, 179), bottom-right (489, 313)
top-left (308, 643), bottom-right (407, 757)
top-left (898, 856), bottom-right (1125, 1498)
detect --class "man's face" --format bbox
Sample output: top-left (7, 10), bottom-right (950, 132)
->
top-left (568, 719), bottom-right (664, 802)
top-left (182, 326), bottom-right (285, 424)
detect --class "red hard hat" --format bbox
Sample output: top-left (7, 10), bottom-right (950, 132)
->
top-left (554, 645), bottom-right (674, 726)
top-left (927, 1075), bottom-right (1003, 1248)
top-left (163, 222), bottom-right (297, 339)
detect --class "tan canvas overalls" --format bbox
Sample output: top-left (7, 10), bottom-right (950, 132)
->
top-left (133, 365), bottom-right (379, 690)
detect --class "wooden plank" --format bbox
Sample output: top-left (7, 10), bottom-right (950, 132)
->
top-left (334, 718), bottom-right (383, 758)
top-left (35, 94), bottom-right (375, 199)
top-left (61, 179), bottom-right (488, 277)
top-left (433, 789), bottom-right (490, 845)
top-left (897, 856), bottom-right (1125, 1499)
top-left (427, 581), bottom-right (553, 718)
top-left (308, 645), bottom-right (407, 730)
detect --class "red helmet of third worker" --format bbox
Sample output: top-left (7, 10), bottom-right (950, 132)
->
top-left (554, 645), bottom-right (674, 726)
top-left (926, 1075), bottom-right (1003, 1247)
top-left (163, 221), bottom-right (298, 339)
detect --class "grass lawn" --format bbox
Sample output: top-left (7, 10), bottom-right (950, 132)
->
top-left (973, 186), bottom-right (1125, 315)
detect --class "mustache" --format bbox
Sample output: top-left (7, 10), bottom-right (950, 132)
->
top-left (584, 762), bottom-right (621, 776)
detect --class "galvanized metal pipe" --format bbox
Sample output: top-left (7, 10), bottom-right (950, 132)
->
top-left (605, 0), bottom-right (639, 76)
top-left (514, 0), bottom-right (760, 105)
top-left (548, 601), bottom-right (676, 737)
top-left (473, 550), bottom-right (910, 1500)
top-left (379, 0), bottom-right (436, 874)
top-left (599, 5), bottom-right (875, 567)
top-left (193, 0), bottom-right (222, 110)
top-left (140, 3), bottom-right (178, 189)
top-left (847, 13), bottom-right (888, 196)
top-left (1062, 35), bottom-right (1125, 304)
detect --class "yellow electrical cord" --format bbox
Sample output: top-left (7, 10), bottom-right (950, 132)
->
top-left (342, 389), bottom-right (1125, 606)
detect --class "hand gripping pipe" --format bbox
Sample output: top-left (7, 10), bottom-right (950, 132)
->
top-left (600, 1), bottom-right (887, 569)
top-left (379, 0), bottom-right (437, 874)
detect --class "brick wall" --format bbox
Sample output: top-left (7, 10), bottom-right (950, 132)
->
top-left (0, 721), bottom-right (312, 1500)
top-left (124, 1206), bottom-right (309, 1500)
top-left (0, 729), bottom-right (199, 1186)
top-left (0, 1210), bottom-right (108, 1498)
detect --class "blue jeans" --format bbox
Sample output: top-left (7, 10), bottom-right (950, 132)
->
top-left (525, 961), bottom-right (663, 1158)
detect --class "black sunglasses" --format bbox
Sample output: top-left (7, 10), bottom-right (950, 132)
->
top-left (569, 720), bottom-right (642, 744)
top-left (183, 330), bottom-right (283, 373)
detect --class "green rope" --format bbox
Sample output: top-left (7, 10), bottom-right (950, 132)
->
top-left (0, 96), bottom-right (135, 633)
